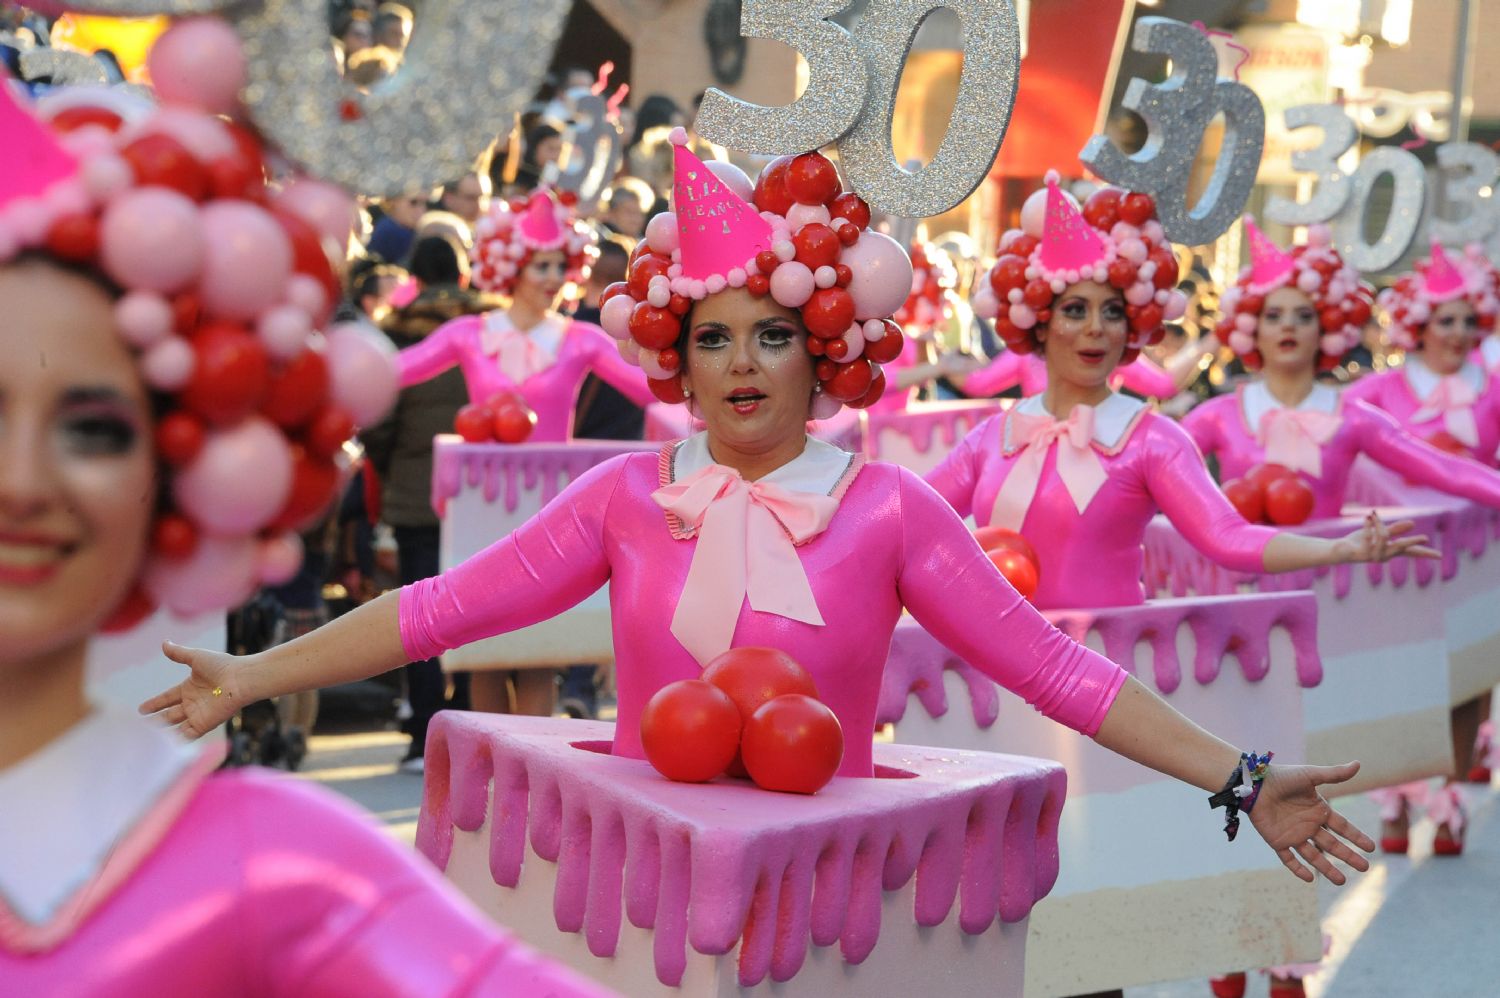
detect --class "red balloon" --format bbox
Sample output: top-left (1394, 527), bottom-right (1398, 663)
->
top-left (802, 287), bottom-right (855, 339)
top-left (988, 548), bottom-right (1040, 600)
top-left (784, 152), bottom-right (840, 205)
top-left (304, 406), bottom-right (355, 459)
top-left (1119, 192), bottom-right (1156, 227)
top-left (208, 154), bottom-right (261, 201)
top-left (1132, 303), bottom-right (1164, 332)
top-left (746, 274), bottom-right (771, 297)
top-left (454, 402), bottom-right (496, 442)
top-left (492, 399), bottom-right (538, 443)
top-left (668, 293), bottom-right (692, 316)
top-left (793, 223), bottom-right (841, 270)
top-left (849, 367), bottom-right (887, 409)
top-left (155, 411), bottom-right (206, 466)
top-left (741, 694), bottom-right (844, 794)
top-left (600, 281), bottom-right (631, 305)
top-left (276, 210), bottom-right (339, 315)
top-left (829, 193), bottom-right (870, 229)
top-left (122, 133), bottom-right (209, 201)
top-left (834, 264), bottom-right (853, 287)
top-left (753, 155), bottom-right (797, 215)
top-left (152, 514), bottom-right (199, 560)
top-left (1107, 258), bottom-right (1138, 290)
top-left (1264, 476), bottom-right (1315, 526)
top-left (1149, 249), bottom-right (1180, 290)
top-left (755, 250), bottom-right (780, 276)
top-left (1009, 235), bottom-right (1040, 258)
top-left (973, 525), bottom-right (1038, 564)
top-left (1346, 298), bottom-right (1372, 327)
top-left (180, 323), bottom-right (270, 425)
top-left (814, 358), bottom-right (836, 381)
top-left (703, 647), bottom-right (819, 718)
top-left (825, 338), bottom-right (849, 361)
top-left (864, 326), bottom-right (905, 364)
top-left (269, 449), bottom-right (340, 533)
top-left (1083, 188), bottom-right (1124, 231)
top-left (50, 105), bottom-right (124, 134)
top-left (825, 358), bottom-right (874, 402)
top-left (1246, 463), bottom-right (1295, 494)
top-left (629, 301), bottom-right (681, 351)
top-left (648, 375), bottom-right (688, 405)
top-left (1427, 430), bottom-right (1472, 457)
top-left (836, 224), bottom-right (861, 247)
top-left (628, 240), bottom-right (656, 269)
top-left (1023, 280), bottom-right (1053, 309)
top-left (1221, 478), bottom-right (1265, 523)
top-left (989, 256), bottom-right (1028, 295)
top-left (628, 254), bottom-right (672, 299)
top-left (640, 679), bottom-right (743, 783)
top-left (1320, 306), bottom-right (1346, 332)
top-left (261, 349), bottom-right (330, 429)
top-left (45, 214), bottom-right (100, 262)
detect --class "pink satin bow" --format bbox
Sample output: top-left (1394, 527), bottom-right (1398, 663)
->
top-left (652, 464), bottom-right (838, 665)
top-left (1413, 376), bottom-right (1480, 448)
top-left (991, 405), bottom-right (1109, 530)
top-left (482, 319), bottom-right (555, 386)
top-left (1259, 408), bottom-right (1341, 477)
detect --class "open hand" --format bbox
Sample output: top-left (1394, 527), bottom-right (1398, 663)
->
top-left (1335, 512), bottom-right (1439, 564)
top-left (138, 641), bottom-right (249, 739)
top-left (1250, 761), bottom-right (1375, 884)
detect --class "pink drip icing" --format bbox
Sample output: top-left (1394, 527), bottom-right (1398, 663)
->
top-left (417, 714), bottom-right (1064, 988)
top-left (429, 438), bottom-right (655, 516)
top-left (877, 592), bottom-right (1322, 728)
top-left (865, 401), bottom-right (1006, 459)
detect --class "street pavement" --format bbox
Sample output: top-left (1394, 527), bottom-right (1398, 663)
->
top-left (299, 717), bottom-right (1499, 997)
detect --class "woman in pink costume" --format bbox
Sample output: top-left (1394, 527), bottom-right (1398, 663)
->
top-left (0, 74), bottom-right (604, 997)
top-left (151, 133), bottom-right (1380, 900)
top-left (929, 180), bottom-right (1427, 612)
top-left (393, 188), bottom-right (658, 440)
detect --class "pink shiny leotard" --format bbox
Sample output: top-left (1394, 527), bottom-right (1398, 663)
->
top-left (395, 313), bottom-right (657, 441)
top-left (0, 762), bottom-right (608, 997)
top-left (1342, 360), bottom-right (1500, 465)
top-left (924, 402), bottom-right (1276, 610)
top-left (1183, 385), bottom-right (1500, 520)
top-left (963, 350), bottom-right (1178, 400)
top-left (399, 449), bottom-right (1128, 778)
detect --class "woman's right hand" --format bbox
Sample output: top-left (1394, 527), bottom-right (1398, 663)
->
top-left (138, 641), bottom-right (252, 739)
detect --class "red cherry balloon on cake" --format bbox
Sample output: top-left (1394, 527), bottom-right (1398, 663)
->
top-left (703, 646), bottom-right (819, 778)
top-left (491, 394), bottom-right (537, 444)
top-left (740, 694), bottom-right (844, 795)
top-left (987, 548), bottom-right (1040, 600)
top-left (1221, 478), bottom-right (1264, 524)
top-left (639, 679), bottom-right (743, 783)
top-left (972, 525), bottom-right (1039, 566)
top-left (1264, 476), bottom-right (1315, 526)
top-left (453, 402), bottom-right (495, 443)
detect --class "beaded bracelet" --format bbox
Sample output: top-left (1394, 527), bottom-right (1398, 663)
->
top-left (1207, 751), bottom-right (1273, 842)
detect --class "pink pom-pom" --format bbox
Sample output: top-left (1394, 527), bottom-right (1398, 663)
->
top-left (173, 417), bottom-right (293, 536)
top-left (42, 180), bottom-right (89, 218)
top-left (1321, 334), bottom-right (1346, 356)
top-left (705, 273), bottom-right (727, 294)
top-left (814, 265), bottom-right (837, 289)
top-left (257, 533), bottom-right (304, 586)
top-left (668, 126), bottom-right (690, 147)
top-left (667, 262), bottom-right (684, 278)
top-left (8, 198), bottom-right (52, 245)
top-left (1049, 278), bottom-right (1067, 295)
top-left (1007, 288), bottom-right (1025, 304)
top-left (1143, 221), bottom-right (1165, 242)
top-left (689, 280), bottom-right (708, 299)
top-left (770, 262), bottom-right (815, 308)
top-left (1020, 187), bottom-right (1050, 238)
top-left (115, 292), bottom-right (174, 348)
top-left (475, 218), bottom-right (497, 240)
top-left (141, 336), bottom-right (195, 391)
top-left (257, 304), bottom-right (312, 360)
top-left (1118, 238), bottom-right (1148, 263)
top-left (726, 267), bottom-right (748, 289)
top-left (147, 17), bottom-right (247, 115)
top-left (705, 160), bottom-right (755, 202)
top-left (59, 125), bottom-right (114, 158)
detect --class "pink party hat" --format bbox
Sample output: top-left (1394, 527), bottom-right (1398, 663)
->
top-left (1244, 216), bottom-right (1294, 293)
top-left (1037, 173), bottom-right (1109, 275)
top-left (672, 135), bottom-right (772, 281)
top-left (0, 73), bottom-right (79, 209)
top-left (1423, 239), bottom-right (1468, 301)
top-left (516, 190), bottom-right (564, 246)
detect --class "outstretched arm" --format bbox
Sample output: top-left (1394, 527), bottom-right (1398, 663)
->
top-left (579, 323), bottom-right (659, 409)
top-left (142, 457), bottom-right (629, 737)
top-left (395, 315), bottom-right (470, 388)
top-left (955, 349), bottom-right (1025, 398)
top-left (1351, 398), bottom-right (1500, 509)
top-left (894, 470), bottom-right (1373, 882)
top-left (1113, 355), bottom-right (1178, 398)
top-left (920, 417), bottom-right (990, 519)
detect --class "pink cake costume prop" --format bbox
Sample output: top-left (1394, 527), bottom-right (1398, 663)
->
top-left (963, 345), bottom-right (1179, 400)
top-left (0, 38), bottom-right (603, 998)
top-left (395, 189), bottom-right (657, 442)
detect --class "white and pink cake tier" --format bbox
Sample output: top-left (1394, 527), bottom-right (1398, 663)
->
top-left (877, 593), bottom-right (1324, 997)
top-left (417, 713), bottom-right (1063, 997)
top-left (1143, 501), bottom-right (1499, 786)
top-left (643, 403), bottom-right (865, 453)
top-left (861, 399), bottom-right (1007, 475)
top-left (432, 435), bottom-right (656, 670)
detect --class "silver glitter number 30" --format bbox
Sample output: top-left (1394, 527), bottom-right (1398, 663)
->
top-left (1263, 104), bottom-right (1358, 227)
top-left (1332, 146), bottom-right (1426, 272)
top-left (1080, 16), bottom-right (1266, 246)
top-left (1431, 143), bottom-right (1499, 246)
top-left (696, 0), bottom-right (1021, 219)
top-left (554, 89), bottom-right (626, 205)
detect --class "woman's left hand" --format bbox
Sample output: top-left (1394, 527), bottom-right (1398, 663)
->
top-left (1333, 511), bottom-right (1439, 564)
top-left (1249, 761), bottom-right (1376, 884)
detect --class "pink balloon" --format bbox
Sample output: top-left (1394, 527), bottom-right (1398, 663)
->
top-left (173, 417), bottom-right (294, 536)
top-left (323, 321), bottom-right (399, 426)
top-left (810, 390), bottom-right (843, 420)
top-left (839, 231), bottom-right (914, 321)
top-left (972, 286), bottom-right (1000, 320)
top-left (146, 17), bottom-right (247, 116)
top-left (258, 533), bottom-right (305, 586)
top-left (115, 292), bottom-right (174, 348)
top-left (198, 201), bottom-right (293, 321)
top-left (274, 179), bottom-right (359, 249)
top-left (644, 212), bottom-right (680, 256)
top-left (1020, 186), bottom-right (1051, 238)
top-left (145, 537), bottom-right (259, 617)
top-left (257, 304), bottom-right (313, 360)
top-left (100, 188), bottom-right (203, 293)
top-left (639, 348), bottom-right (677, 379)
top-left (770, 261), bottom-right (815, 309)
top-left (140, 336), bottom-right (195, 392)
top-left (785, 202), bottom-right (831, 231)
top-left (600, 294), bottom-right (635, 339)
top-left (705, 161), bottom-right (754, 203)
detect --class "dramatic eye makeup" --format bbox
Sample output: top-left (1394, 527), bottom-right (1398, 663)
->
top-left (56, 387), bottom-right (143, 456)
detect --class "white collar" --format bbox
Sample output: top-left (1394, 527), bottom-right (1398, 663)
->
top-left (1011, 391), bottom-right (1147, 450)
top-left (0, 707), bottom-right (198, 925)
top-left (672, 432), bottom-right (857, 496)
top-left (1243, 380), bottom-right (1339, 430)
top-left (1403, 355), bottom-right (1485, 400)
top-left (480, 310), bottom-right (567, 358)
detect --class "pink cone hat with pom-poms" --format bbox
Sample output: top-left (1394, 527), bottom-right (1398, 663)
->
top-left (1216, 219), bottom-right (1374, 369)
top-left (470, 187), bottom-right (597, 297)
top-left (0, 29), bottom-right (398, 628)
top-left (1379, 239), bottom-right (1500, 351)
top-left (602, 128), bottom-right (913, 415)
top-left (971, 174), bottom-right (1186, 363)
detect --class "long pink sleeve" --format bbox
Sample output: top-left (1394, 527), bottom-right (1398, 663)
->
top-left (895, 471), bottom-right (1127, 736)
top-left (1179, 395), bottom-right (1228, 458)
top-left (576, 321), bottom-right (658, 409)
top-left (1348, 399), bottom-right (1500, 509)
top-left (922, 416), bottom-right (988, 519)
top-left (1146, 418), bottom-right (1276, 573)
top-left (962, 350), bottom-right (1027, 398)
top-left (1114, 356), bottom-right (1177, 398)
top-left (399, 457), bottom-right (624, 662)
top-left (395, 315), bottom-right (470, 388)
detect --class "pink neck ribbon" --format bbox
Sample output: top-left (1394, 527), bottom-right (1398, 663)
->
top-left (1259, 407), bottom-right (1342, 477)
top-left (652, 464), bottom-right (838, 665)
top-left (482, 320), bottom-right (555, 386)
top-left (1413, 375), bottom-right (1480, 448)
top-left (991, 405), bottom-right (1109, 530)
